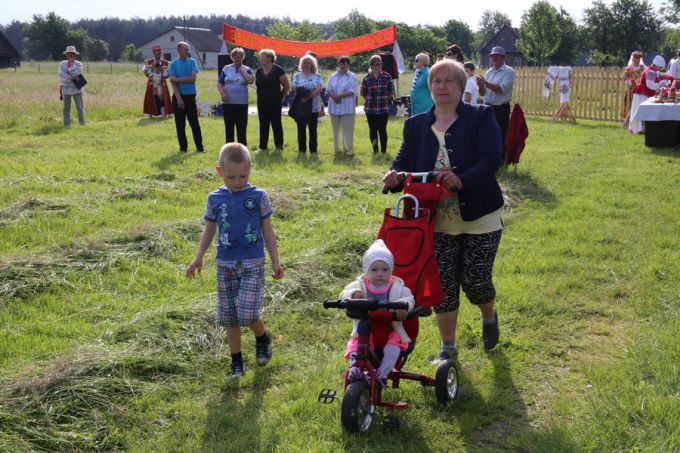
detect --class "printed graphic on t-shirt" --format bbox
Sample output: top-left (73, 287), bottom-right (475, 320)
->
top-left (217, 203), bottom-right (232, 246)
top-left (434, 143), bottom-right (460, 218)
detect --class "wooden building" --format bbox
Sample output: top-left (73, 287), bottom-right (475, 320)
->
top-left (0, 29), bottom-right (21, 68)
top-left (480, 25), bottom-right (527, 68)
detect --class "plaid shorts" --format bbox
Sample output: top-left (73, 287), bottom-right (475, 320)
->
top-left (216, 258), bottom-right (265, 328)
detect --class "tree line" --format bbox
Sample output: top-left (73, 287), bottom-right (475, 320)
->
top-left (1, 1), bottom-right (679, 67)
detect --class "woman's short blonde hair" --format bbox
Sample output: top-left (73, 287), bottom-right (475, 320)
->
top-left (259, 49), bottom-right (276, 62)
top-left (428, 59), bottom-right (467, 94)
top-left (230, 47), bottom-right (245, 58)
top-left (368, 55), bottom-right (383, 67)
top-left (298, 54), bottom-right (318, 73)
top-left (415, 52), bottom-right (430, 66)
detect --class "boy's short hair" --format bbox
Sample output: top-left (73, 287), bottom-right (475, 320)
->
top-left (463, 62), bottom-right (475, 71)
top-left (218, 143), bottom-right (251, 168)
top-left (338, 56), bottom-right (350, 65)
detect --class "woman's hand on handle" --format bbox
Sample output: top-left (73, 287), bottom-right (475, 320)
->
top-left (438, 170), bottom-right (464, 191)
top-left (382, 170), bottom-right (399, 189)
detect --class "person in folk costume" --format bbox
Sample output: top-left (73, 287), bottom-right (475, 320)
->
top-left (622, 51), bottom-right (645, 127)
top-left (143, 45), bottom-right (174, 118)
top-left (629, 55), bottom-right (672, 134)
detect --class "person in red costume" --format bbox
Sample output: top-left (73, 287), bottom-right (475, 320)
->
top-left (143, 45), bottom-right (174, 118)
top-left (622, 51), bottom-right (645, 127)
top-left (629, 55), bottom-right (673, 134)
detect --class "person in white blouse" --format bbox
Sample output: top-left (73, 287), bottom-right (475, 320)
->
top-left (669, 49), bottom-right (680, 80)
top-left (326, 56), bottom-right (358, 156)
top-left (58, 45), bottom-right (86, 126)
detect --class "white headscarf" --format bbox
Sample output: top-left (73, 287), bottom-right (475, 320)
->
top-left (627, 52), bottom-right (646, 69)
top-left (652, 55), bottom-right (666, 69)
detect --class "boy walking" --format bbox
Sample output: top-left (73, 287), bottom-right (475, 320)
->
top-left (187, 143), bottom-right (283, 378)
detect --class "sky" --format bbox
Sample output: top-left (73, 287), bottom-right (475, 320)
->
top-left (1, 0), bottom-right (669, 29)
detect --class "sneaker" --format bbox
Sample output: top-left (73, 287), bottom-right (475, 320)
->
top-left (255, 331), bottom-right (273, 366)
top-left (180, 149), bottom-right (187, 154)
top-left (197, 148), bottom-right (206, 153)
top-left (430, 346), bottom-right (457, 365)
top-left (346, 366), bottom-right (364, 382)
top-left (275, 147), bottom-right (283, 153)
top-left (230, 362), bottom-right (245, 379)
top-left (482, 312), bottom-right (500, 350)
top-left (254, 148), bottom-right (266, 153)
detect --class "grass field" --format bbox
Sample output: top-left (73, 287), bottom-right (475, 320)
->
top-left (0, 67), bottom-right (678, 452)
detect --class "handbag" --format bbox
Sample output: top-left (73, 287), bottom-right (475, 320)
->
top-left (73, 74), bottom-right (88, 89)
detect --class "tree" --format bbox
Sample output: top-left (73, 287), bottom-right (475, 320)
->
top-left (478, 10), bottom-right (512, 44)
top-left (582, 1), bottom-right (616, 55)
top-left (516, 1), bottom-right (562, 65)
top-left (662, 0), bottom-right (679, 24)
top-left (610, 0), bottom-right (662, 58)
top-left (582, 0), bottom-right (662, 65)
top-left (660, 26), bottom-right (680, 61)
top-left (22, 12), bottom-right (70, 60)
top-left (397, 23), bottom-right (446, 64)
top-left (66, 28), bottom-right (90, 57)
top-left (333, 10), bottom-right (375, 40)
top-left (87, 38), bottom-right (109, 61)
top-left (552, 8), bottom-right (580, 65)
top-left (120, 43), bottom-right (143, 62)
top-left (436, 20), bottom-right (474, 57)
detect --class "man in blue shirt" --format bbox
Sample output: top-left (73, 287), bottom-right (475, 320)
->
top-left (169, 41), bottom-right (205, 153)
top-left (477, 46), bottom-right (516, 143)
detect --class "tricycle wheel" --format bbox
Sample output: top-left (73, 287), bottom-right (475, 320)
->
top-left (435, 359), bottom-right (458, 403)
top-left (341, 380), bottom-right (373, 433)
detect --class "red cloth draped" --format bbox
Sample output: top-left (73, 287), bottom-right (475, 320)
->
top-left (223, 24), bottom-right (397, 57)
top-left (504, 104), bottom-right (528, 165)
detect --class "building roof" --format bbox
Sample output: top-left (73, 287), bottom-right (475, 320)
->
top-left (0, 29), bottom-right (20, 56)
top-left (480, 25), bottom-right (521, 54)
top-left (138, 26), bottom-right (222, 52)
top-left (177, 27), bottom-right (222, 52)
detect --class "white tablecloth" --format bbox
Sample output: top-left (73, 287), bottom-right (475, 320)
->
top-left (631, 98), bottom-right (680, 121)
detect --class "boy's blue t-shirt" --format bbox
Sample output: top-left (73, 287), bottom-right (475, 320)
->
top-left (204, 184), bottom-right (272, 260)
top-left (169, 57), bottom-right (199, 95)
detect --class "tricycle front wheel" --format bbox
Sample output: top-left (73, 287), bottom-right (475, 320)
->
top-left (341, 380), bottom-right (373, 433)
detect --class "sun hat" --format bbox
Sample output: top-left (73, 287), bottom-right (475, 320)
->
top-left (363, 239), bottom-right (394, 274)
top-left (489, 46), bottom-right (506, 56)
top-left (63, 46), bottom-right (79, 55)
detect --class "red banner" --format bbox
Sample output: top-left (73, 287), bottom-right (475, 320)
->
top-left (223, 24), bottom-right (397, 57)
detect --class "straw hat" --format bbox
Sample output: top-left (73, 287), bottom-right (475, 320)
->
top-left (63, 46), bottom-right (80, 56)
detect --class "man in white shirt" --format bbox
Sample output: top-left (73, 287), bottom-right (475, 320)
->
top-left (463, 62), bottom-right (478, 106)
top-left (326, 56), bottom-right (358, 156)
top-left (477, 46), bottom-right (516, 141)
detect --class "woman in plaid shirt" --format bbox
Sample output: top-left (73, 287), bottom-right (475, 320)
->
top-left (361, 55), bottom-right (395, 154)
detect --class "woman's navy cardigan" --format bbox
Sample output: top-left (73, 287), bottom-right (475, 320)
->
top-left (390, 102), bottom-right (505, 222)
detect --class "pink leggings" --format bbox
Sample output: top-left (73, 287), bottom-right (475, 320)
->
top-left (344, 332), bottom-right (409, 359)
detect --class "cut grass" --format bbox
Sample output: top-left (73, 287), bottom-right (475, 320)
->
top-left (0, 67), bottom-right (678, 451)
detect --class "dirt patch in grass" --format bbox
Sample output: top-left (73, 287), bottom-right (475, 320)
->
top-left (0, 221), bottom-right (202, 303)
top-left (0, 197), bottom-right (70, 221)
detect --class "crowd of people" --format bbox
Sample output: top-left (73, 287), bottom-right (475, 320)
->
top-left (58, 41), bottom-right (521, 156)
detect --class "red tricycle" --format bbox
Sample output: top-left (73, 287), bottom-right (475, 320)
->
top-left (322, 298), bottom-right (458, 433)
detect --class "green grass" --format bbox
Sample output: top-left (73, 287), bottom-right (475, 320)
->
top-left (0, 68), bottom-right (678, 452)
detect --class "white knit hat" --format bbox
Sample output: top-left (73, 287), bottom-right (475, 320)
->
top-left (652, 55), bottom-right (666, 68)
top-left (363, 239), bottom-right (394, 274)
